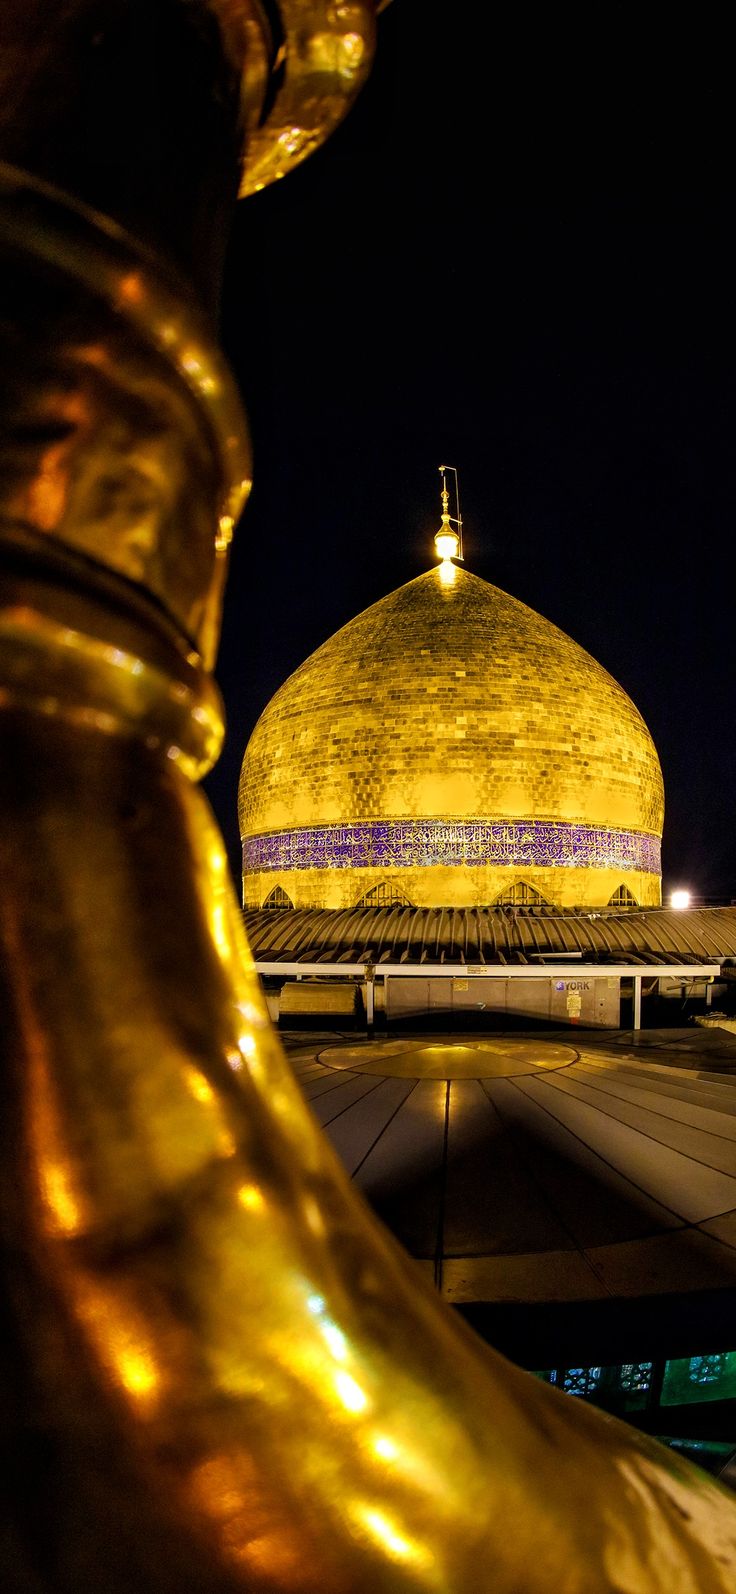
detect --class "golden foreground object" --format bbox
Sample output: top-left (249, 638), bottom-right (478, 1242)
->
top-left (0, 2), bottom-right (379, 290)
top-left (3, 694), bottom-right (736, 1592)
top-left (0, 165), bottom-right (251, 671)
top-left (236, 0), bottom-right (378, 197)
top-left (1, 4), bottom-right (736, 1591)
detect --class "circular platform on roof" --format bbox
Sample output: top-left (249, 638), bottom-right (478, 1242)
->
top-left (318, 1036), bottom-right (578, 1078)
top-left (289, 1028), bottom-right (736, 1307)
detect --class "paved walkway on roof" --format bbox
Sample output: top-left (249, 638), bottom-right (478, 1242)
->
top-left (283, 1026), bottom-right (736, 1306)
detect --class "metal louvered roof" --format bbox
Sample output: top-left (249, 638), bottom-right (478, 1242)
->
top-left (242, 905), bottom-right (736, 969)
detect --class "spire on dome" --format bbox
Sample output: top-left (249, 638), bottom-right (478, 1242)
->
top-left (434, 464), bottom-right (464, 563)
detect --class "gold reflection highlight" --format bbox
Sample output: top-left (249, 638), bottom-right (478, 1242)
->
top-left (334, 1370), bottom-right (369, 1414)
top-left (237, 1182), bottom-right (265, 1213)
top-left (321, 1321), bottom-right (348, 1361)
top-left (354, 1505), bottom-right (432, 1570)
top-left (189, 1454), bottom-right (308, 1586)
top-left (28, 1052), bottom-right (88, 1238)
top-left (41, 1159), bottom-right (83, 1237)
top-left (72, 1279), bottom-right (161, 1412)
top-left (211, 894), bottom-right (232, 963)
top-left (117, 271), bottom-right (144, 306)
top-left (239, 0), bottom-right (377, 198)
top-left (182, 1063), bottom-right (235, 1158)
top-left (183, 1064), bottom-right (216, 1106)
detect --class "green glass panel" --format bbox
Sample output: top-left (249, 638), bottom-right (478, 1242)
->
top-left (661, 1353), bottom-right (736, 1407)
top-left (533, 1363), bottom-right (651, 1411)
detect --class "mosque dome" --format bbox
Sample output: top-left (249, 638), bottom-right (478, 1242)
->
top-left (238, 561), bottom-right (664, 911)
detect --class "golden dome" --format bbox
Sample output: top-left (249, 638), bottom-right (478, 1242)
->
top-left (239, 564), bottom-right (664, 909)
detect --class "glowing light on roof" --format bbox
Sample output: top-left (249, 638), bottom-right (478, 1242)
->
top-left (435, 530), bottom-right (459, 562)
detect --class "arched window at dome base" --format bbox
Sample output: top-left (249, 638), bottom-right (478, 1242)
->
top-left (355, 882), bottom-right (413, 909)
top-left (608, 884), bottom-right (639, 909)
top-left (262, 885), bottom-right (294, 910)
top-left (492, 880), bottom-right (551, 908)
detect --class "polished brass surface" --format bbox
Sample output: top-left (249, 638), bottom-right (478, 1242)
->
top-left (3, 707), bottom-right (736, 1591)
top-left (2, 3), bottom-right (736, 1590)
top-left (0, 527), bottom-right (224, 778)
top-left (0, 2), bottom-right (379, 290)
top-left (0, 1), bottom-right (247, 301)
top-left (0, 166), bottom-right (251, 667)
top-left (237, 0), bottom-right (378, 197)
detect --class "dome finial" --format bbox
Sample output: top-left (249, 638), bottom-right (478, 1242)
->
top-left (435, 464), bottom-right (464, 563)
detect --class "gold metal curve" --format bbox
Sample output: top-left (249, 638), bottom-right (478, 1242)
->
top-left (236, 0), bottom-right (379, 197)
top-left (2, 731), bottom-right (735, 1590)
top-left (0, 528), bottom-right (224, 778)
top-left (0, 165), bottom-right (252, 667)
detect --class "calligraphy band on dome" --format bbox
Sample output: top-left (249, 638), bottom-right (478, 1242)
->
top-left (243, 818), bottom-right (662, 875)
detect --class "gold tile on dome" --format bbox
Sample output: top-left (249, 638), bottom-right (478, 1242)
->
top-left (318, 1037), bottom-right (578, 1079)
top-left (239, 564), bottom-right (664, 910)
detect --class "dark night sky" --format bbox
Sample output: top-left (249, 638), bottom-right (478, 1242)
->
top-left (204, 5), bottom-right (736, 903)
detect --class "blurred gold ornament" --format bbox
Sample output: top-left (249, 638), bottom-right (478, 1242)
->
top-left (0, 5), bottom-right (735, 1592)
top-left (234, 0), bottom-right (379, 197)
